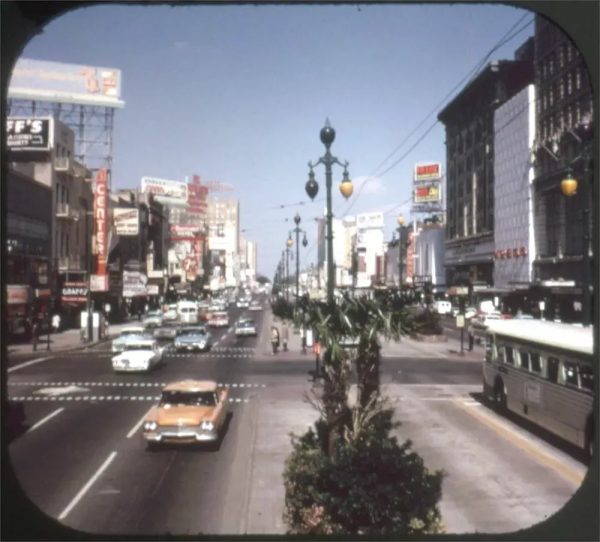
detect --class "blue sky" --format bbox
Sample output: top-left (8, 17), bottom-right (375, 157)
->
top-left (17, 2), bottom-right (535, 276)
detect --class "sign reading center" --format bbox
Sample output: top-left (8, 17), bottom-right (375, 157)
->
top-left (93, 169), bottom-right (109, 290)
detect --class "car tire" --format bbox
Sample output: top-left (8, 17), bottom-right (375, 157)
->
top-left (494, 380), bottom-right (507, 413)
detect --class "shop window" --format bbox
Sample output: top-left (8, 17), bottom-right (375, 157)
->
top-left (578, 365), bottom-right (594, 391)
top-left (547, 356), bottom-right (559, 383)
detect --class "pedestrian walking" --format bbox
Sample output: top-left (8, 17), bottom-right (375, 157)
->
top-left (282, 322), bottom-right (289, 352)
top-left (31, 319), bottom-right (39, 352)
top-left (271, 326), bottom-right (280, 355)
top-left (468, 320), bottom-right (474, 351)
top-left (51, 313), bottom-right (61, 334)
top-left (300, 327), bottom-right (306, 354)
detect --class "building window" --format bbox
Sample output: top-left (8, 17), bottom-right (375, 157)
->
top-left (567, 72), bottom-right (572, 95)
top-left (575, 68), bottom-right (581, 90)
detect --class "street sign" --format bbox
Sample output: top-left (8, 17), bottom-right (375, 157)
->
top-left (456, 315), bottom-right (465, 328)
top-left (455, 286), bottom-right (469, 296)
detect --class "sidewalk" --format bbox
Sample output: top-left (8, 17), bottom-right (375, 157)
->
top-left (381, 333), bottom-right (484, 361)
top-left (6, 319), bottom-right (140, 356)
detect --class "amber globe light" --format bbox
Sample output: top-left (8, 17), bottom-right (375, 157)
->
top-left (561, 174), bottom-right (578, 197)
top-left (397, 214), bottom-right (405, 226)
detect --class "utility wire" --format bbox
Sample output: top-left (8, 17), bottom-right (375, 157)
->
top-left (341, 14), bottom-right (534, 218)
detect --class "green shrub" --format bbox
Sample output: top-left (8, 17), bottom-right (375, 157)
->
top-left (409, 308), bottom-right (443, 336)
top-left (283, 410), bottom-right (445, 536)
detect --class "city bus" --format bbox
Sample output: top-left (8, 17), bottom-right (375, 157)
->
top-left (482, 319), bottom-right (594, 459)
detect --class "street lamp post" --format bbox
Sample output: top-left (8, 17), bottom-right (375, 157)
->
top-left (306, 119), bottom-right (353, 306)
top-left (561, 138), bottom-right (593, 327)
top-left (290, 213), bottom-right (309, 300)
top-left (397, 214), bottom-right (405, 290)
top-left (286, 237), bottom-right (293, 302)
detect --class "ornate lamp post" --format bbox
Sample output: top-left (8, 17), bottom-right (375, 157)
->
top-left (286, 236), bottom-right (293, 302)
top-left (289, 213), bottom-right (309, 300)
top-left (397, 214), bottom-right (405, 290)
top-left (306, 119), bottom-right (353, 306)
top-left (560, 136), bottom-right (593, 327)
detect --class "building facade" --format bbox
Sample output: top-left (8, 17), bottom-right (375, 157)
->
top-left (438, 49), bottom-right (534, 296)
top-left (493, 84), bottom-right (537, 293)
top-left (207, 198), bottom-right (239, 289)
top-left (530, 14), bottom-right (594, 321)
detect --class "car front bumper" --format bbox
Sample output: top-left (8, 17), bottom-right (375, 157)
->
top-left (143, 429), bottom-right (218, 443)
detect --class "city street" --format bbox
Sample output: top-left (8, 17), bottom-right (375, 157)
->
top-left (6, 305), bottom-right (588, 536)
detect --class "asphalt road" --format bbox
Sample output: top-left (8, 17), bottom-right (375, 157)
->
top-left (5, 301), bottom-right (594, 537)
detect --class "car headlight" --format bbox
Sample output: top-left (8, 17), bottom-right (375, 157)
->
top-left (198, 341), bottom-right (206, 348)
top-left (144, 421), bottom-right (157, 431)
top-left (201, 420), bottom-right (214, 431)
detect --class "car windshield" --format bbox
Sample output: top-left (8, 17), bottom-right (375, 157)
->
top-left (123, 344), bottom-right (154, 351)
top-left (179, 328), bottom-right (206, 336)
top-left (120, 330), bottom-right (143, 337)
top-left (160, 391), bottom-right (217, 406)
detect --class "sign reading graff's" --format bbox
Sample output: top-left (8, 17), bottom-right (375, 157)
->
top-left (94, 169), bottom-right (109, 279)
top-left (7, 118), bottom-right (51, 150)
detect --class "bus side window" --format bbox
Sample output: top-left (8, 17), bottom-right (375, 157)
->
top-left (578, 364), bottom-right (594, 391)
top-left (505, 346), bottom-right (514, 365)
top-left (497, 344), bottom-right (505, 363)
top-left (560, 361), bottom-right (578, 387)
top-left (547, 356), bottom-right (559, 383)
top-left (530, 352), bottom-right (542, 374)
top-left (519, 349), bottom-right (530, 371)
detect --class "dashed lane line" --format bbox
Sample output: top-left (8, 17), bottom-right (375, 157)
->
top-left (9, 395), bottom-right (252, 403)
top-left (8, 381), bottom-right (268, 388)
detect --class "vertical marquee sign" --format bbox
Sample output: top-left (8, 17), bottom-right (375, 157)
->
top-left (93, 168), bottom-right (109, 290)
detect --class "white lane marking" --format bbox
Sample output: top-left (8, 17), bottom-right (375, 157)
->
top-left (27, 408), bottom-right (64, 433)
top-left (8, 357), bottom-right (52, 373)
top-left (58, 451), bottom-right (117, 520)
top-left (127, 406), bottom-right (155, 438)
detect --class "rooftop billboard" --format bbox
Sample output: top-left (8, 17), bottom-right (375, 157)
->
top-left (141, 177), bottom-right (188, 206)
top-left (8, 58), bottom-right (124, 108)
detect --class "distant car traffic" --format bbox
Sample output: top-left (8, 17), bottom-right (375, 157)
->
top-left (451, 306), bottom-right (477, 319)
top-left (111, 338), bottom-right (163, 373)
top-left (248, 301), bottom-right (262, 312)
top-left (111, 326), bottom-right (147, 353)
top-left (234, 318), bottom-right (257, 336)
top-left (142, 310), bottom-right (163, 328)
top-left (153, 321), bottom-right (181, 340)
top-left (173, 326), bottom-right (212, 352)
top-left (433, 300), bottom-right (452, 315)
top-left (162, 304), bottom-right (179, 322)
top-left (236, 298), bottom-right (250, 308)
top-left (208, 311), bottom-right (230, 328)
top-left (142, 380), bottom-right (229, 448)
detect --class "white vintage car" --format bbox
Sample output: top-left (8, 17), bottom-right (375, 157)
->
top-left (111, 326), bottom-right (147, 353)
top-left (111, 339), bottom-right (163, 373)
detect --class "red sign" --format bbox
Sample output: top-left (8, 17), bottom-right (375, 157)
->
top-left (414, 162), bottom-right (442, 182)
top-left (94, 169), bottom-right (109, 276)
top-left (188, 175), bottom-right (208, 214)
top-left (7, 285), bottom-right (30, 305)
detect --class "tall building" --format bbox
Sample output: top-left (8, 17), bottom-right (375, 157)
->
top-left (530, 14), bottom-right (594, 321)
top-left (493, 84), bottom-right (537, 296)
top-left (438, 47), bottom-right (533, 296)
top-left (355, 212), bottom-right (385, 288)
top-left (207, 198), bottom-right (239, 289)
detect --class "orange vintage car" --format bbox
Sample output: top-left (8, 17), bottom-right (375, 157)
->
top-left (142, 380), bottom-right (229, 448)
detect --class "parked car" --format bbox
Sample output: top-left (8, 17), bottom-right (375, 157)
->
top-left (142, 310), bottom-right (163, 328)
top-left (111, 326), bottom-right (147, 353)
top-left (142, 380), bottom-right (229, 448)
top-left (208, 311), bottom-right (230, 328)
top-left (111, 338), bottom-right (163, 373)
top-left (234, 318), bottom-right (257, 336)
top-left (173, 326), bottom-right (212, 352)
top-left (153, 321), bottom-right (181, 341)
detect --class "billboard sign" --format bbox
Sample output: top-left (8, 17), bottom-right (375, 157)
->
top-left (123, 271), bottom-right (148, 298)
top-left (7, 118), bottom-right (52, 150)
top-left (414, 162), bottom-right (442, 182)
top-left (141, 177), bottom-right (187, 206)
top-left (356, 212), bottom-right (384, 230)
top-left (90, 274), bottom-right (109, 292)
top-left (7, 285), bottom-right (30, 305)
top-left (8, 58), bottom-right (124, 108)
top-left (94, 169), bottom-right (109, 276)
top-left (61, 281), bottom-right (88, 304)
top-left (414, 183), bottom-right (441, 204)
top-left (113, 208), bottom-right (139, 235)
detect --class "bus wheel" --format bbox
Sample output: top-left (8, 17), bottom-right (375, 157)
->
top-left (494, 381), bottom-right (507, 413)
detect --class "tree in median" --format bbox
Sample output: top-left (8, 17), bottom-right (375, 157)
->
top-left (282, 291), bottom-right (445, 535)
